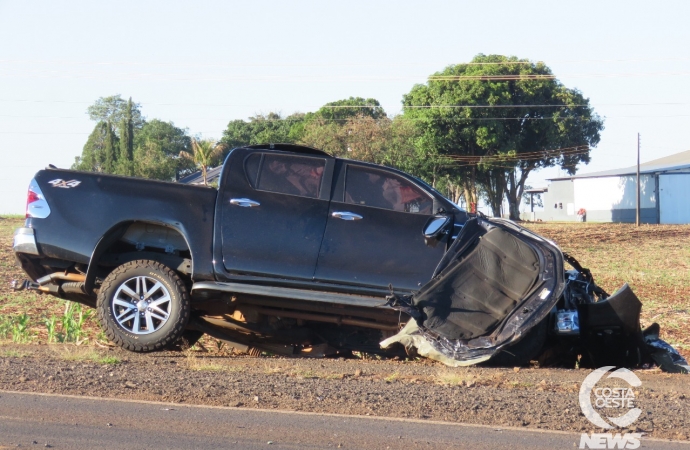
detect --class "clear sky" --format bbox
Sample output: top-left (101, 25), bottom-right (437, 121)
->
top-left (1, 0), bottom-right (688, 214)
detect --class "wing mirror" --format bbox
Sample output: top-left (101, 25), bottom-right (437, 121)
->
top-left (423, 215), bottom-right (451, 246)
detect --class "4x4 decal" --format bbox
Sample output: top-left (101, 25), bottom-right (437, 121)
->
top-left (48, 179), bottom-right (81, 188)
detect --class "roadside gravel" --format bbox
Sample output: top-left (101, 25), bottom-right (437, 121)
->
top-left (1, 344), bottom-right (688, 442)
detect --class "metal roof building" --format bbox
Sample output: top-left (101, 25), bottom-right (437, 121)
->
top-left (531, 149), bottom-right (690, 224)
top-left (178, 166), bottom-right (223, 186)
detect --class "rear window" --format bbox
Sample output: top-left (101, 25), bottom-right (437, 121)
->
top-left (345, 166), bottom-right (432, 214)
top-left (249, 153), bottom-right (325, 198)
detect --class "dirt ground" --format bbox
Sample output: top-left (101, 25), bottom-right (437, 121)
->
top-left (1, 343), bottom-right (689, 442)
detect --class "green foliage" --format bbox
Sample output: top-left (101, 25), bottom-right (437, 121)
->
top-left (71, 121), bottom-right (119, 173)
top-left (310, 96), bottom-right (386, 122)
top-left (87, 94), bottom-right (144, 129)
top-left (0, 314), bottom-right (32, 343)
top-left (221, 112), bottom-right (304, 150)
top-left (0, 314), bottom-right (12, 339)
top-left (55, 302), bottom-right (94, 344)
top-left (180, 138), bottom-right (227, 185)
top-left (134, 119), bottom-right (194, 180)
top-left (103, 121), bottom-right (119, 173)
top-left (13, 314), bottom-right (30, 343)
top-left (402, 54), bottom-right (603, 217)
top-left (118, 97), bottom-right (135, 176)
top-left (42, 304), bottom-right (94, 345)
top-left (45, 315), bottom-right (58, 343)
top-left (75, 98), bottom-right (194, 181)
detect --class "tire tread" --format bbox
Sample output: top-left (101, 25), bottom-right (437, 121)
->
top-left (97, 259), bottom-right (190, 353)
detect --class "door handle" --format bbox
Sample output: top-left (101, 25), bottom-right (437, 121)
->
top-left (332, 211), bottom-right (363, 221)
top-left (230, 198), bottom-right (261, 208)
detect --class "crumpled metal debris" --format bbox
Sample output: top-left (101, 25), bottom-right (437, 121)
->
top-left (380, 319), bottom-right (491, 367)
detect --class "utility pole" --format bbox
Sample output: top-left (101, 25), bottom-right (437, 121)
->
top-left (636, 133), bottom-right (641, 227)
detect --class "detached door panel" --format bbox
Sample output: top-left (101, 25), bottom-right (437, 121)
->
top-left (220, 150), bottom-right (332, 280)
top-left (314, 164), bottom-right (445, 291)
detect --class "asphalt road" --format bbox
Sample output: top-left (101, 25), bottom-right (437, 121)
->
top-left (0, 391), bottom-right (687, 450)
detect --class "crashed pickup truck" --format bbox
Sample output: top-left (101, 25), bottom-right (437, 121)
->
top-left (12, 144), bottom-right (688, 372)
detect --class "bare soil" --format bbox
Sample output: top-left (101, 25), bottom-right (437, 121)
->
top-left (1, 343), bottom-right (689, 441)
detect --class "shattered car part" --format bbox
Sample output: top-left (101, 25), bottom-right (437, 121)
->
top-left (383, 217), bottom-right (687, 373)
top-left (382, 217), bottom-right (565, 364)
top-left (555, 310), bottom-right (579, 335)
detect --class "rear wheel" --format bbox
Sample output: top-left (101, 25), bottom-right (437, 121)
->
top-left (97, 260), bottom-right (190, 352)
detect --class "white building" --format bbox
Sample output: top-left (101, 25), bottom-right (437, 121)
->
top-left (529, 149), bottom-right (690, 224)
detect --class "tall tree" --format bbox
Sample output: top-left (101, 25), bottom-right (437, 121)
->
top-left (72, 121), bottom-right (108, 172)
top-left (118, 97), bottom-right (135, 175)
top-left (402, 54), bottom-right (603, 218)
top-left (102, 121), bottom-right (119, 173)
top-left (87, 95), bottom-right (144, 128)
top-left (180, 138), bottom-right (227, 185)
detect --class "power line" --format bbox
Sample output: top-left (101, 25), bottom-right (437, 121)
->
top-left (1, 56), bottom-right (688, 68)
top-left (0, 98), bottom-right (686, 108)
top-left (1, 70), bottom-right (689, 83)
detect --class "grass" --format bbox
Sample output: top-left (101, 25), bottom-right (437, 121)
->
top-left (0, 347), bottom-right (32, 358)
top-left (183, 347), bottom-right (243, 371)
top-left (56, 347), bottom-right (121, 365)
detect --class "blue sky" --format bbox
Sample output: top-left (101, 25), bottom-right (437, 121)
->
top-left (1, 0), bottom-right (688, 214)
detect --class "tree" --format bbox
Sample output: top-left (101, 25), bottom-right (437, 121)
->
top-left (402, 54), bottom-right (603, 218)
top-left (87, 95), bottom-right (144, 129)
top-left (72, 121), bottom-right (108, 172)
top-left (221, 112), bottom-right (303, 151)
top-left (72, 121), bottom-right (119, 173)
top-left (310, 97), bottom-right (386, 122)
top-left (118, 97), bottom-right (135, 175)
top-left (133, 120), bottom-right (194, 180)
top-left (180, 138), bottom-right (227, 185)
top-left (102, 121), bottom-right (119, 173)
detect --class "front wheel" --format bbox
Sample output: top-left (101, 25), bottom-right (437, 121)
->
top-left (97, 260), bottom-right (190, 352)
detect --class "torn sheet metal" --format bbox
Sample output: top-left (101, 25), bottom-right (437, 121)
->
top-left (383, 217), bottom-right (688, 373)
top-left (380, 319), bottom-right (491, 367)
top-left (384, 217), bottom-right (565, 365)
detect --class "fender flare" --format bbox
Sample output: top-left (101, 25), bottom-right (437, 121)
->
top-left (84, 220), bottom-right (194, 293)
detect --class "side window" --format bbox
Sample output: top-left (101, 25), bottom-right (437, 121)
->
top-left (345, 166), bottom-right (433, 214)
top-left (244, 153), bottom-right (262, 186)
top-left (256, 154), bottom-right (325, 198)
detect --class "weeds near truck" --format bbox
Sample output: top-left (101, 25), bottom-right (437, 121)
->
top-left (59, 302), bottom-right (93, 344)
top-left (0, 314), bottom-right (32, 343)
top-left (44, 315), bottom-right (57, 343)
top-left (12, 313), bottom-right (30, 343)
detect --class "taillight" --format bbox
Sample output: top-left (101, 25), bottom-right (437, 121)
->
top-left (26, 179), bottom-right (51, 219)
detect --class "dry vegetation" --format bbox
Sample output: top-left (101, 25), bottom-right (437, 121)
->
top-left (1, 216), bottom-right (688, 361)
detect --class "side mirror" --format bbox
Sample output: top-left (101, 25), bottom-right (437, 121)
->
top-left (423, 215), bottom-right (451, 246)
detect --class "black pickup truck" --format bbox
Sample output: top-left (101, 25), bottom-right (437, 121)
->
top-left (19, 143), bottom-right (654, 368)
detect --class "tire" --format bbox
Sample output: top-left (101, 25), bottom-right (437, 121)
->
top-left (97, 260), bottom-right (190, 353)
top-left (486, 317), bottom-right (548, 367)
